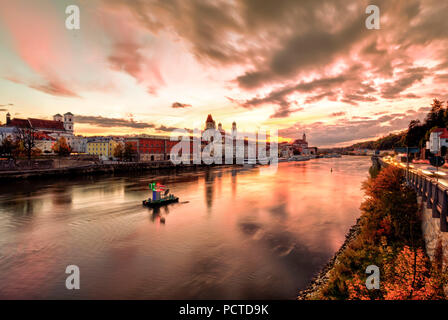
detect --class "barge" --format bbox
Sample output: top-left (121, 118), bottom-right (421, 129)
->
top-left (142, 182), bottom-right (179, 208)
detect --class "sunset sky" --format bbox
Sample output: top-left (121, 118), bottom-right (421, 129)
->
top-left (0, 0), bottom-right (447, 147)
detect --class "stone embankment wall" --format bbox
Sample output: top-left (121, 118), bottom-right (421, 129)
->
top-left (420, 196), bottom-right (448, 265)
top-left (0, 161), bottom-right (222, 181)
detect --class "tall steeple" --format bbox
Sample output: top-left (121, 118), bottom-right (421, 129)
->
top-left (302, 132), bottom-right (306, 142)
top-left (64, 112), bottom-right (74, 133)
top-left (205, 114), bottom-right (216, 130)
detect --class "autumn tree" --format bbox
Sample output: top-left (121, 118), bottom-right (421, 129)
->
top-left (0, 133), bottom-right (15, 158)
top-left (383, 246), bottom-right (445, 300)
top-left (346, 246), bottom-right (446, 300)
top-left (113, 142), bottom-right (124, 160)
top-left (123, 142), bottom-right (136, 161)
top-left (15, 127), bottom-right (37, 161)
top-left (53, 137), bottom-right (72, 156)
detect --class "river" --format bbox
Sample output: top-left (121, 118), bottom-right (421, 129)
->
top-left (0, 156), bottom-right (370, 299)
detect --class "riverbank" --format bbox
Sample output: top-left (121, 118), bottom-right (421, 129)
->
top-left (297, 219), bottom-right (361, 300)
top-left (298, 165), bottom-right (447, 300)
top-left (0, 161), bottom-right (233, 181)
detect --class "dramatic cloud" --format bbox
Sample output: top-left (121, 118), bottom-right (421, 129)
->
top-left (280, 110), bottom-right (429, 147)
top-left (2, 0), bottom-right (448, 145)
top-left (171, 102), bottom-right (192, 108)
top-left (381, 68), bottom-right (428, 99)
top-left (239, 70), bottom-right (362, 117)
top-left (105, 0), bottom-right (448, 118)
top-left (75, 115), bottom-right (155, 129)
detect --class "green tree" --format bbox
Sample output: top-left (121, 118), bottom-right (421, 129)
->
top-left (403, 119), bottom-right (425, 147)
top-left (426, 99), bottom-right (446, 129)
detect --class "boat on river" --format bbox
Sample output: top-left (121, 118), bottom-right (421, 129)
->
top-left (143, 182), bottom-right (179, 208)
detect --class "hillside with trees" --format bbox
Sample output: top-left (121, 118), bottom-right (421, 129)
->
top-left (347, 99), bottom-right (447, 151)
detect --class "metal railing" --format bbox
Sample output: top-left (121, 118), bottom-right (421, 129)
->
top-left (407, 170), bottom-right (448, 232)
top-left (379, 157), bottom-right (448, 232)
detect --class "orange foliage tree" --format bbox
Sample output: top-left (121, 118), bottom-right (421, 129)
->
top-left (52, 137), bottom-right (72, 156)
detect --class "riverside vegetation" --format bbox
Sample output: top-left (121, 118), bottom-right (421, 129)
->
top-left (301, 165), bottom-right (448, 300)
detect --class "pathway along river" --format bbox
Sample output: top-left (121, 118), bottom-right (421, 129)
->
top-left (0, 156), bottom-right (370, 299)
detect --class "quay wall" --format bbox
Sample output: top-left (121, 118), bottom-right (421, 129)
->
top-left (0, 161), bottom-right (230, 181)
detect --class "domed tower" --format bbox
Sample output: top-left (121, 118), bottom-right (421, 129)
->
top-left (218, 122), bottom-right (225, 134)
top-left (64, 112), bottom-right (74, 133)
top-left (6, 112), bottom-right (11, 125)
top-left (231, 121), bottom-right (237, 137)
top-left (205, 114), bottom-right (216, 130)
top-left (53, 113), bottom-right (63, 122)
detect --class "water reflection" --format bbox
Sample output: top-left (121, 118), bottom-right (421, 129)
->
top-left (0, 156), bottom-right (370, 299)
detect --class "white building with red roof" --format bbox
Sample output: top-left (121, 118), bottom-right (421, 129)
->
top-left (5, 112), bottom-right (72, 134)
top-left (34, 132), bottom-right (57, 154)
top-left (427, 128), bottom-right (448, 154)
top-left (3, 112), bottom-right (86, 153)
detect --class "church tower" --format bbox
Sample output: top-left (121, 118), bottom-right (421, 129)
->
top-left (205, 114), bottom-right (216, 130)
top-left (302, 132), bottom-right (306, 142)
top-left (64, 112), bottom-right (74, 133)
top-left (53, 114), bottom-right (63, 122)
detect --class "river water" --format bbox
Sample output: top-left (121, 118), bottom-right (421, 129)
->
top-left (0, 156), bottom-right (370, 299)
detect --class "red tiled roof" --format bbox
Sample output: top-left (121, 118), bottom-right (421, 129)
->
top-left (28, 118), bottom-right (65, 131)
top-left (7, 117), bottom-right (65, 131)
top-left (206, 114), bottom-right (214, 123)
top-left (7, 118), bottom-right (30, 128)
top-left (293, 139), bottom-right (307, 144)
top-left (439, 129), bottom-right (448, 138)
top-left (35, 132), bottom-right (56, 141)
top-left (433, 128), bottom-right (445, 133)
